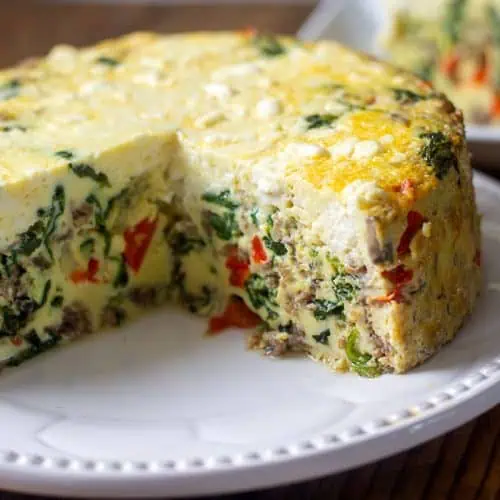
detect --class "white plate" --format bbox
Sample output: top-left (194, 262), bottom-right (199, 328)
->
top-left (0, 172), bottom-right (499, 498)
top-left (297, 0), bottom-right (500, 162)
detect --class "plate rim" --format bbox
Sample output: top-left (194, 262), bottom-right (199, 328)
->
top-left (0, 171), bottom-right (499, 498)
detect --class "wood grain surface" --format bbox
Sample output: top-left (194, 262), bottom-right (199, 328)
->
top-left (0, 2), bottom-right (499, 499)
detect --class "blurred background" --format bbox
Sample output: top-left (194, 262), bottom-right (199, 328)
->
top-left (0, 1), bottom-right (317, 67)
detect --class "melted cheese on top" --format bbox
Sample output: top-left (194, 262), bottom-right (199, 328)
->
top-left (0, 31), bottom-right (463, 244)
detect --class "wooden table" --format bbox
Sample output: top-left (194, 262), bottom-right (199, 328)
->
top-left (1, 2), bottom-right (499, 499)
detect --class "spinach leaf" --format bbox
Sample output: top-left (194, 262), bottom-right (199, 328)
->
top-left (312, 329), bottom-right (331, 345)
top-left (252, 33), bottom-right (286, 57)
top-left (86, 194), bottom-right (112, 255)
top-left (69, 163), bottom-right (111, 187)
top-left (332, 273), bottom-right (360, 302)
top-left (250, 207), bottom-right (259, 226)
top-left (312, 299), bottom-right (344, 320)
top-left (245, 274), bottom-right (277, 311)
top-left (79, 238), bottom-right (95, 256)
top-left (0, 79), bottom-right (21, 101)
top-left (391, 88), bottom-right (425, 104)
top-left (443, 0), bottom-right (467, 46)
top-left (207, 211), bottom-right (241, 241)
top-left (50, 295), bottom-right (64, 308)
top-left (304, 113), bottom-right (337, 130)
top-left (96, 56), bottom-right (120, 67)
top-left (43, 185), bottom-right (66, 258)
top-left (169, 232), bottom-right (206, 255)
top-left (420, 131), bottom-right (458, 179)
top-left (112, 256), bottom-right (129, 288)
top-left (55, 150), bottom-right (74, 160)
top-left (263, 235), bottom-right (287, 256)
top-left (15, 220), bottom-right (44, 256)
top-left (202, 189), bottom-right (239, 209)
top-left (7, 329), bottom-right (61, 367)
top-left (346, 330), bottom-right (381, 377)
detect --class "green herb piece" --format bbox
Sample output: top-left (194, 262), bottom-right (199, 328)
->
top-left (207, 211), bottom-right (241, 241)
top-left (0, 280), bottom-right (52, 338)
top-left (312, 329), bottom-right (331, 345)
top-left (250, 208), bottom-right (259, 226)
top-left (332, 273), bottom-right (360, 302)
top-left (442, 0), bottom-right (467, 46)
top-left (79, 238), bottom-right (95, 257)
top-left (312, 299), bottom-right (344, 320)
top-left (252, 33), bottom-right (286, 57)
top-left (0, 79), bottom-right (21, 101)
top-left (420, 131), bottom-right (458, 179)
top-left (16, 220), bottom-right (44, 256)
top-left (104, 188), bottom-right (129, 218)
top-left (69, 163), bottom-right (110, 187)
top-left (1, 125), bottom-right (27, 132)
top-left (96, 56), bottom-right (120, 67)
top-left (263, 235), bottom-right (287, 256)
top-left (86, 194), bottom-right (111, 255)
top-left (43, 185), bottom-right (66, 258)
top-left (184, 285), bottom-right (212, 314)
top-left (55, 150), bottom-right (74, 160)
top-left (309, 248), bottom-right (319, 258)
top-left (304, 113), bottom-right (337, 130)
top-left (346, 330), bottom-right (381, 377)
top-left (245, 274), bottom-right (277, 311)
top-left (392, 88), bottom-right (425, 104)
top-left (202, 189), bottom-right (239, 209)
top-left (38, 280), bottom-right (52, 308)
top-left (112, 256), bottom-right (129, 288)
top-left (416, 62), bottom-right (435, 83)
top-left (169, 232), bottom-right (206, 255)
top-left (7, 329), bottom-right (61, 367)
top-left (50, 295), bottom-right (64, 308)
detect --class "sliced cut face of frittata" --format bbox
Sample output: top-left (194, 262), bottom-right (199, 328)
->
top-left (0, 31), bottom-right (481, 374)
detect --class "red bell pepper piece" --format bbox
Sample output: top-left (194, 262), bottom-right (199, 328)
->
top-left (440, 50), bottom-right (460, 81)
top-left (251, 235), bottom-right (267, 264)
top-left (70, 257), bottom-right (100, 284)
top-left (381, 265), bottom-right (413, 286)
top-left (491, 93), bottom-right (500, 118)
top-left (225, 247), bottom-right (250, 288)
top-left (124, 217), bottom-right (158, 273)
top-left (472, 52), bottom-right (488, 85)
top-left (371, 287), bottom-right (405, 304)
top-left (208, 297), bottom-right (262, 334)
top-left (397, 211), bottom-right (427, 257)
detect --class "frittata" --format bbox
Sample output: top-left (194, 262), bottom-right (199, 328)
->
top-left (0, 31), bottom-right (481, 375)
top-left (385, 0), bottom-right (500, 124)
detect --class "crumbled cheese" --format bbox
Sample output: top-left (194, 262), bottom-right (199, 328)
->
top-left (212, 62), bottom-right (260, 80)
top-left (255, 98), bottom-right (282, 119)
top-left (324, 101), bottom-right (349, 115)
top-left (204, 82), bottom-right (233, 100)
top-left (203, 133), bottom-right (233, 144)
top-left (46, 45), bottom-right (78, 73)
top-left (390, 152), bottom-right (407, 164)
top-left (328, 138), bottom-right (359, 159)
top-left (285, 142), bottom-right (329, 159)
top-left (380, 134), bottom-right (394, 145)
top-left (352, 140), bottom-right (381, 160)
top-left (132, 71), bottom-right (161, 86)
top-left (194, 110), bottom-right (225, 128)
top-left (251, 158), bottom-right (286, 203)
